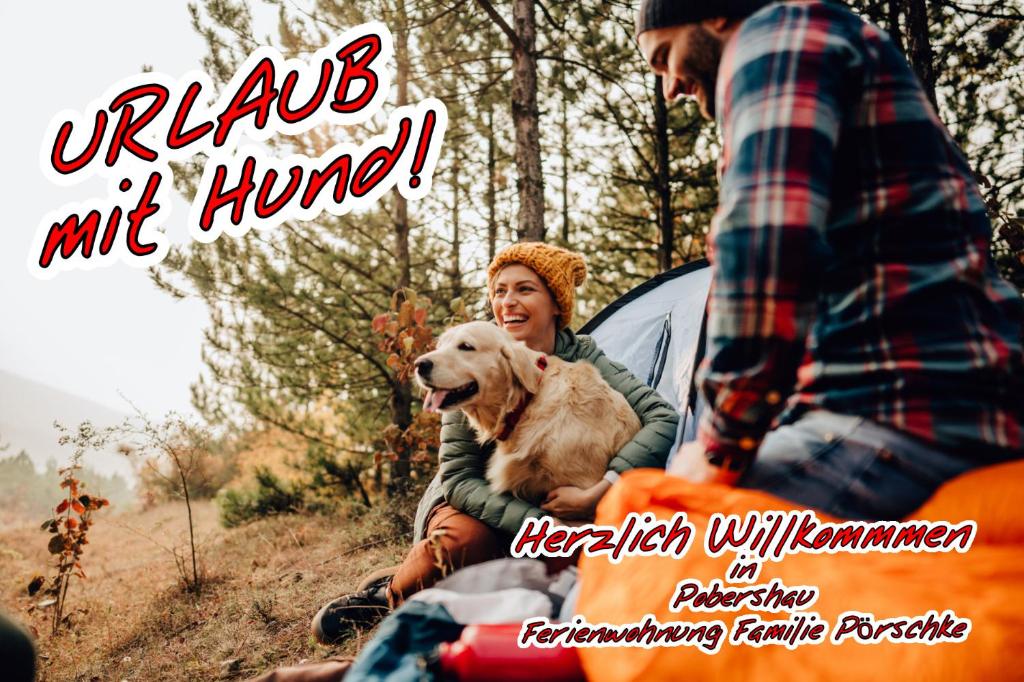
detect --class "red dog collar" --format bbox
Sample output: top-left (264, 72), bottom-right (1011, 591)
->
top-left (496, 356), bottom-right (547, 441)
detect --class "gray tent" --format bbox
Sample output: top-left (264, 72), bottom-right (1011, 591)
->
top-left (579, 259), bottom-right (711, 462)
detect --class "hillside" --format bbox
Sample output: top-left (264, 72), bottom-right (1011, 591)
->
top-left (0, 500), bottom-right (408, 680)
top-left (0, 369), bottom-right (134, 481)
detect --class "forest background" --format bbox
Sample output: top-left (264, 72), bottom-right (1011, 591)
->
top-left (153, 0), bottom-right (1024, 504)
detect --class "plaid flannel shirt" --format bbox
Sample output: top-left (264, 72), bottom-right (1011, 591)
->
top-left (697, 1), bottom-right (1024, 468)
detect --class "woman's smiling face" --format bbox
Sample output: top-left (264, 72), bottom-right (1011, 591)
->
top-left (490, 264), bottom-right (560, 353)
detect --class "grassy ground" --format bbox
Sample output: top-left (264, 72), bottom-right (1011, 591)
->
top-left (0, 499), bottom-right (409, 680)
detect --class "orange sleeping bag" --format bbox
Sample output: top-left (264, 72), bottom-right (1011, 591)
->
top-left (575, 461), bottom-right (1024, 681)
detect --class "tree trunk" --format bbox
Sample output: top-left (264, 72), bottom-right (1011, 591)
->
top-left (176, 457), bottom-right (200, 593)
top-left (394, 0), bottom-right (412, 293)
top-left (451, 150), bottom-right (463, 301)
top-left (560, 67), bottom-right (570, 245)
top-left (390, 0), bottom-right (413, 487)
top-left (886, 0), bottom-right (906, 53)
top-left (388, 378), bottom-right (413, 489)
top-left (654, 76), bottom-right (674, 271)
top-left (486, 105), bottom-right (498, 261)
top-left (903, 0), bottom-right (938, 111)
top-left (511, 0), bottom-right (545, 242)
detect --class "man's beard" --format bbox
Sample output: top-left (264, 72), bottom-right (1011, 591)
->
top-left (684, 26), bottom-right (724, 120)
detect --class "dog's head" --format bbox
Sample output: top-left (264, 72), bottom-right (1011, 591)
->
top-left (415, 321), bottom-right (545, 415)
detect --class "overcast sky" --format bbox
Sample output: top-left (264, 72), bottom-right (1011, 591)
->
top-left (0, 2), bottom-right (281, 416)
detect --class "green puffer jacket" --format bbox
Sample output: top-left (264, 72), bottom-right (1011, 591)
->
top-left (412, 328), bottom-right (680, 540)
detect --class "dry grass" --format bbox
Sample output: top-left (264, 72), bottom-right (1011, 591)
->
top-left (0, 500), bottom-right (408, 680)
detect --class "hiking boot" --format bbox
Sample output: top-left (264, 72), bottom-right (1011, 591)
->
top-left (311, 574), bottom-right (392, 644)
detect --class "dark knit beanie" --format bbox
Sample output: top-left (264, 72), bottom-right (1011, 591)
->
top-left (636, 0), bottom-right (775, 35)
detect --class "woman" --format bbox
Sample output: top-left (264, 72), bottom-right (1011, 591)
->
top-left (312, 243), bottom-right (679, 643)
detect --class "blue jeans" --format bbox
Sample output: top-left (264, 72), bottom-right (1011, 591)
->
top-left (738, 410), bottom-right (977, 520)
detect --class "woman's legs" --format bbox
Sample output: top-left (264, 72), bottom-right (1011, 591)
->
top-left (388, 503), bottom-right (510, 605)
top-left (738, 409), bottom-right (977, 520)
top-left (311, 502), bottom-right (511, 643)
top-left (313, 503), bottom-right (574, 643)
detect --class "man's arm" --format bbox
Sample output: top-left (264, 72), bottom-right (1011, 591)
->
top-left (698, 4), bottom-right (856, 470)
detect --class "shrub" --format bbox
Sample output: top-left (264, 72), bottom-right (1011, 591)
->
top-left (134, 427), bottom-right (238, 504)
top-left (217, 467), bottom-right (304, 527)
top-left (28, 426), bottom-right (110, 635)
top-left (117, 413), bottom-right (219, 593)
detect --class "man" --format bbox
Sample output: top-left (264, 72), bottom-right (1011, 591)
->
top-left (0, 611), bottom-right (36, 682)
top-left (637, 0), bottom-right (1024, 519)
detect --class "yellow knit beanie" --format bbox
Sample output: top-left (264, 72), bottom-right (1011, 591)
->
top-left (487, 242), bottom-right (588, 329)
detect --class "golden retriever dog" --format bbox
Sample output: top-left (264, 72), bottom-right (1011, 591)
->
top-left (414, 321), bottom-right (641, 505)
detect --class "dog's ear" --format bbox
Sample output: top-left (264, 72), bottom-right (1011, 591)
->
top-left (501, 341), bottom-right (544, 394)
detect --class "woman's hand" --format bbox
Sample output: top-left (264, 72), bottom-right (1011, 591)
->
top-left (541, 479), bottom-right (611, 520)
